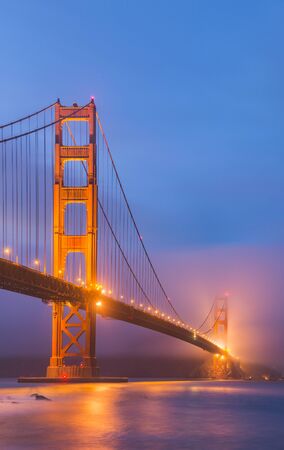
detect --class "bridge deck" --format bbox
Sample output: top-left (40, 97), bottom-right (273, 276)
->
top-left (0, 258), bottom-right (226, 356)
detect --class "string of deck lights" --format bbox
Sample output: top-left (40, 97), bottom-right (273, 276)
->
top-left (3, 240), bottom-right (219, 347)
top-left (91, 282), bottom-right (222, 347)
top-left (0, 242), bottom-right (222, 350)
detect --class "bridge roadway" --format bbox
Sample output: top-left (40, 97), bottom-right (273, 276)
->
top-left (0, 258), bottom-right (227, 356)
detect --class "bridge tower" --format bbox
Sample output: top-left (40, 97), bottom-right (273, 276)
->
top-left (213, 295), bottom-right (228, 350)
top-left (47, 99), bottom-right (99, 378)
top-left (212, 294), bottom-right (230, 378)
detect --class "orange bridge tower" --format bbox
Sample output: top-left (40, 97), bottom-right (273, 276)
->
top-left (47, 99), bottom-right (99, 378)
top-left (212, 294), bottom-right (231, 378)
top-left (213, 295), bottom-right (228, 350)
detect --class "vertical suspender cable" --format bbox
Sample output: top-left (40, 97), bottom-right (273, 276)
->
top-left (43, 114), bottom-right (47, 273)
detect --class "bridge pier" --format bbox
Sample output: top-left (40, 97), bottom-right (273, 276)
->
top-left (46, 301), bottom-right (100, 379)
top-left (209, 354), bottom-right (242, 379)
top-left (25, 299), bottom-right (128, 383)
top-left (197, 354), bottom-right (244, 379)
top-left (21, 296), bottom-right (128, 382)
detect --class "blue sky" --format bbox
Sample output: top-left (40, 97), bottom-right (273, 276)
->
top-left (1, 1), bottom-right (283, 249)
top-left (0, 1), bottom-right (283, 366)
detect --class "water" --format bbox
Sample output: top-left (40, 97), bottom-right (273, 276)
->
top-left (0, 379), bottom-right (283, 450)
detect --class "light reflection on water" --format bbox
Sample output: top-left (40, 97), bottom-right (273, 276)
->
top-left (0, 380), bottom-right (283, 450)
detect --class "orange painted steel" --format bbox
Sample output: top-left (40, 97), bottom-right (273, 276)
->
top-left (47, 100), bottom-right (99, 378)
top-left (213, 296), bottom-right (228, 350)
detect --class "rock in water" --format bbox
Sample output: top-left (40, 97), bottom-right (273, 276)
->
top-left (31, 393), bottom-right (51, 401)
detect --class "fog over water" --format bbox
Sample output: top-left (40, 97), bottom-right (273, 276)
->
top-left (0, 244), bottom-right (283, 372)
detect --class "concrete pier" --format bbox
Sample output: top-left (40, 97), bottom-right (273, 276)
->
top-left (18, 376), bottom-right (128, 383)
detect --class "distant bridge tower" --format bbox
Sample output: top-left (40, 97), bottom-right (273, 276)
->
top-left (211, 294), bottom-right (231, 378)
top-left (213, 294), bottom-right (228, 350)
top-left (47, 100), bottom-right (99, 378)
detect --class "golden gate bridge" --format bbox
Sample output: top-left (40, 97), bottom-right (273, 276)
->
top-left (0, 99), bottom-right (238, 380)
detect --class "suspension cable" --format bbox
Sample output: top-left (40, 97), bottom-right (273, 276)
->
top-left (0, 102), bottom-right (56, 129)
top-left (202, 302), bottom-right (225, 335)
top-left (96, 112), bottom-right (182, 321)
top-left (98, 199), bottom-right (155, 308)
top-left (197, 298), bottom-right (216, 331)
top-left (0, 101), bottom-right (92, 143)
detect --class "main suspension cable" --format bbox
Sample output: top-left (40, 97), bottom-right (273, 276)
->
top-left (196, 298), bottom-right (216, 331)
top-left (202, 302), bottom-right (225, 335)
top-left (0, 101), bottom-right (92, 144)
top-left (96, 112), bottom-right (182, 321)
top-left (0, 102), bottom-right (56, 129)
